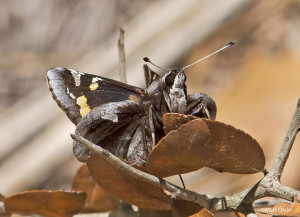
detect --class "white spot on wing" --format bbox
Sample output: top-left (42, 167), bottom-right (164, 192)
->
top-left (93, 101), bottom-right (130, 123)
top-left (92, 77), bottom-right (102, 83)
top-left (70, 93), bottom-right (76, 99)
top-left (70, 69), bottom-right (85, 76)
top-left (70, 69), bottom-right (85, 86)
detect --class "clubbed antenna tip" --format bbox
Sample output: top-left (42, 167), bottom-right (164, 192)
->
top-left (143, 57), bottom-right (150, 62)
top-left (181, 40), bottom-right (237, 71)
top-left (143, 57), bottom-right (169, 71)
top-left (227, 41), bottom-right (236, 47)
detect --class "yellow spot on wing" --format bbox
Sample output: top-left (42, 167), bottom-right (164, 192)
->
top-left (129, 95), bottom-right (140, 102)
top-left (89, 83), bottom-right (98, 90)
top-left (76, 95), bottom-right (91, 117)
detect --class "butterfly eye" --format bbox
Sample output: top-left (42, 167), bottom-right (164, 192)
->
top-left (164, 71), bottom-right (177, 86)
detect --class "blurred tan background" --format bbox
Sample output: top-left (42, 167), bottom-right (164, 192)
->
top-left (0, 0), bottom-right (299, 216)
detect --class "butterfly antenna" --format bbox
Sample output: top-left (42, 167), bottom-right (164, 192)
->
top-left (179, 174), bottom-right (186, 189)
top-left (143, 57), bottom-right (170, 71)
top-left (181, 41), bottom-right (236, 72)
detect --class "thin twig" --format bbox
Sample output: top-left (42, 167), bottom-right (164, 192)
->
top-left (70, 133), bottom-right (212, 209)
top-left (268, 97), bottom-right (300, 181)
top-left (118, 28), bottom-right (127, 83)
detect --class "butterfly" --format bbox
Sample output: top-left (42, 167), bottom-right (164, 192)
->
top-left (47, 63), bottom-right (216, 166)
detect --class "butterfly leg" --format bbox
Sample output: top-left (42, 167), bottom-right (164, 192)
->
top-left (163, 90), bottom-right (173, 112)
top-left (127, 129), bottom-right (144, 166)
top-left (129, 119), bottom-right (151, 166)
top-left (186, 93), bottom-right (217, 120)
top-left (141, 120), bottom-right (150, 163)
top-left (126, 126), bottom-right (146, 166)
top-left (163, 91), bottom-right (187, 189)
top-left (184, 97), bottom-right (203, 114)
top-left (203, 106), bottom-right (212, 119)
top-left (148, 105), bottom-right (156, 149)
top-left (188, 100), bottom-right (212, 119)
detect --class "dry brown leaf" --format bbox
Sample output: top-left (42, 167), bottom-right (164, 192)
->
top-left (147, 113), bottom-right (265, 177)
top-left (172, 199), bottom-right (202, 217)
top-left (163, 113), bottom-right (198, 134)
top-left (138, 208), bottom-right (173, 217)
top-left (292, 203), bottom-right (300, 215)
top-left (72, 164), bottom-right (120, 212)
top-left (172, 199), bottom-right (214, 217)
top-left (86, 148), bottom-right (171, 210)
top-left (146, 119), bottom-right (211, 177)
top-left (0, 194), bottom-right (11, 217)
top-left (235, 211), bottom-right (245, 217)
top-left (189, 209), bottom-right (214, 217)
top-left (4, 190), bottom-right (86, 217)
top-left (256, 200), bottom-right (300, 216)
top-left (138, 200), bottom-right (213, 217)
top-left (202, 119), bottom-right (265, 174)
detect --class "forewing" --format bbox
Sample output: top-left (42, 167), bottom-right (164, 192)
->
top-left (47, 67), bottom-right (144, 125)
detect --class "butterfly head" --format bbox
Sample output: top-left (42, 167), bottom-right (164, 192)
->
top-left (164, 69), bottom-right (186, 87)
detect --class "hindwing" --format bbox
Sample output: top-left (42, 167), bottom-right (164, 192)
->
top-left (143, 64), bottom-right (160, 88)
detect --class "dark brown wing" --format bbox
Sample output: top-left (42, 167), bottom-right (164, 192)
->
top-left (74, 101), bottom-right (153, 165)
top-left (47, 67), bottom-right (144, 125)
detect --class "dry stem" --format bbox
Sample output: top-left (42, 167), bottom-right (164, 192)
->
top-left (118, 28), bottom-right (127, 83)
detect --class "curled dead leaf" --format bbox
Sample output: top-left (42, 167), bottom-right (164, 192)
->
top-left (146, 119), bottom-right (211, 177)
top-left (147, 113), bottom-right (265, 177)
top-left (202, 119), bottom-right (265, 174)
top-left (72, 164), bottom-right (120, 212)
top-left (86, 144), bottom-right (171, 210)
top-left (4, 190), bottom-right (86, 217)
top-left (163, 113), bottom-right (198, 134)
